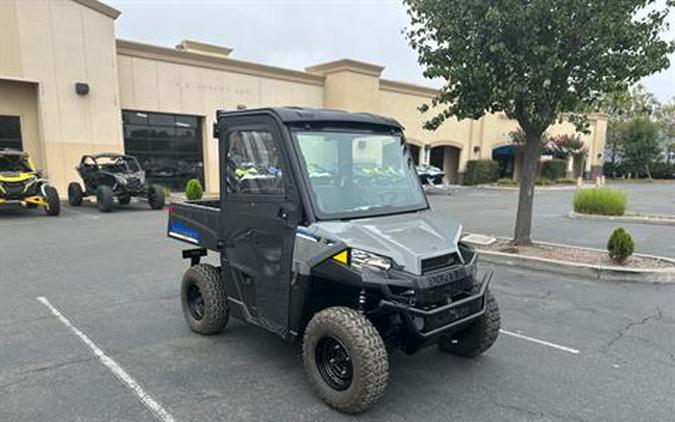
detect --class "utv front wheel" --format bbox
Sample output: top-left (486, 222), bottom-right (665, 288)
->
top-left (148, 184), bottom-right (165, 210)
top-left (303, 307), bottom-right (389, 414)
top-left (438, 291), bottom-right (500, 358)
top-left (44, 186), bottom-right (60, 216)
top-left (180, 264), bottom-right (229, 335)
top-left (96, 186), bottom-right (114, 213)
top-left (68, 182), bottom-right (83, 206)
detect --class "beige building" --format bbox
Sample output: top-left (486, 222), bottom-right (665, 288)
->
top-left (0, 0), bottom-right (607, 194)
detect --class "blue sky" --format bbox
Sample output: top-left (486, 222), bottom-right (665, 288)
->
top-left (107, 0), bottom-right (674, 103)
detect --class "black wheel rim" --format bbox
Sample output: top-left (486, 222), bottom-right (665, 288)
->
top-left (186, 283), bottom-right (205, 321)
top-left (315, 336), bottom-right (353, 391)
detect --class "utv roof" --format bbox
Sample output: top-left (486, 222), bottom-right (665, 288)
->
top-left (217, 107), bottom-right (404, 130)
top-left (88, 153), bottom-right (136, 159)
top-left (0, 148), bottom-right (28, 156)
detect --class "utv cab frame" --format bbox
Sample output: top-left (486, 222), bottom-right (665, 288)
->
top-left (68, 153), bottom-right (165, 212)
top-left (0, 148), bottom-right (60, 216)
top-left (167, 107), bottom-right (500, 413)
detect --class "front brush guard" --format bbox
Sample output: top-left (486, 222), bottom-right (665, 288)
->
top-left (378, 271), bottom-right (493, 339)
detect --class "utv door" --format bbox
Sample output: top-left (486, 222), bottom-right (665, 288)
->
top-left (218, 114), bottom-right (300, 337)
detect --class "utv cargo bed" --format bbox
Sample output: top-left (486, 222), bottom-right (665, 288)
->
top-left (168, 200), bottom-right (220, 250)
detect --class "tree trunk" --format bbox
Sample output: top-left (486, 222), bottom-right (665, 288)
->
top-left (513, 132), bottom-right (542, 246)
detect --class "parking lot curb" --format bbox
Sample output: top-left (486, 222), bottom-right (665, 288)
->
top-left (568, 211), bottom-right (675, 226)
top-left (474, 238), bottom-right (675, 283)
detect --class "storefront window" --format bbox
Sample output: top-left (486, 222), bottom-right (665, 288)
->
top-left (122, 111), bottom-right (204, 191)
top-left (0, 116), bottom-right (22, 150)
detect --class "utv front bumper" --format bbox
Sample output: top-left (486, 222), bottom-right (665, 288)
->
top-left (378, 272), bottom-right (491, 340)
top-left (0, 196), bottom-right (48, 207)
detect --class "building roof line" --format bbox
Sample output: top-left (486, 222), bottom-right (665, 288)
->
top-left (73, 0), bottom-right (121, 19)
top-left (115, 39), bottom-right (326, 87)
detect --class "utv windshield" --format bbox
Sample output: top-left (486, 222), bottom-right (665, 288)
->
top-left (293, 130), bottom-right (427, 219)
top-left (0, 155), bottom-right (32, 173)
top-left (96, 156), bottom-right (141, 173)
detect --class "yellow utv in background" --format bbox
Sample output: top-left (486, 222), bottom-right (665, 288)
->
top-left (0, 149), bottom-right (60, 216)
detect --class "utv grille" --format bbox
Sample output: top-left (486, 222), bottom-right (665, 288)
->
top-left (127, 178), bottom-right (141, 189)
top-left (2, 181), bottom-right (27, 198)
top-left (421, 253), bottom-right (460, 274)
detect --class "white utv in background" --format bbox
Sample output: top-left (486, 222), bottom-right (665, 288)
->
top-left (167, 107), bottom-right (500, 413)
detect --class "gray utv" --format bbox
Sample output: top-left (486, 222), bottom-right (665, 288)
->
top-left (167, 107), bottom-right (500, 413)
top-left (68, 153), bottom-right (165, 212)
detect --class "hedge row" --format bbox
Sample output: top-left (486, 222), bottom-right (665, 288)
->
top-left (463, 160), bottom-right (500, 185)
top-left (540, 159), bottom-right (567, 180)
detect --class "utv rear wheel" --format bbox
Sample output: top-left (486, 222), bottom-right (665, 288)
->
top-left (303, 307), bottom-right (389, 414)
top-left (44, 186), bottom-right (60, 216)
top-left (68, 182), bottom-right (83, 206)
top-left (148, 184), bottom-right (165, 210)
top-left (438, 291), bottom-right (500, 358)
top-left (118, 195), bottom-right (131, 205)
top-left (180, 264), bottom-right (229, 335)
top-left (96, 186), bottom-right (114, 213)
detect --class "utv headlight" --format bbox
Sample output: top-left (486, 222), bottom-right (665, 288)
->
top-left (115, 176), bottom-right (128, 186)
top-left (332, 248), bottom-right (393, 272)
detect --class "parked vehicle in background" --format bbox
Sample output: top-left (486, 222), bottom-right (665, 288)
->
top-left (67, 153), bottom-right (165, 213)
top-left (416, 164), bottom-right (444, 185)
top-left (167, 107), bottom-right (500, 414)
top-left (0, 148), bottom-right (60, 216)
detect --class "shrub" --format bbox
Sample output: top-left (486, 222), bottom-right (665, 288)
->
top-left (185, 179), bottom-right (204, 200)
top-left (607, 227), bottom-right (635, 264)
top-left (540, 159), bottom-right (567, 180)
top-left (573, 188), bottom-right (627, 216)
top-left (649, 162), bottom-right (675, 179)
top-left (496, 177), bottom-right (517, 186)
top-left (463, 160), bottom-right (499, 185)
top-left (556, 177), bottom-right (577, 185)
top-left (535, 177), bottom-right (555, 186)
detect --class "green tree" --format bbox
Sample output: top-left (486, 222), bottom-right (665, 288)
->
top-left (619, 117), bottom-right (662, 178)
top-left (599, 84), bottom-right (662, 163)
top-left (404, 0), bottom-right (674, 245)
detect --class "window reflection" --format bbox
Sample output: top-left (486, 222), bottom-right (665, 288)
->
top-left (122, 111), bottom-right (204, 191)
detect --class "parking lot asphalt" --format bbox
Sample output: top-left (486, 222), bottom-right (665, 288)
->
top-left (1, 192), bottom-right (675, 422)
top-left (428, 181), bottom-right (675, 258)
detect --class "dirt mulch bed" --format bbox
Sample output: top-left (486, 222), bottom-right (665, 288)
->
top-left (473, 239), bottom-right (675, 270)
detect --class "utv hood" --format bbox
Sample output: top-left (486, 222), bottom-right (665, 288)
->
top-left (310, 210), bottom-right (462, 275)
top-left (0, 172), bottom-right (36, 183)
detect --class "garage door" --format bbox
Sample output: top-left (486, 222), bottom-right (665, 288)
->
top-left (122, 111), bottom-right (204, 191)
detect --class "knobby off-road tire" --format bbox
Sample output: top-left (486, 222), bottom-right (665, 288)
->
top-left (68, 182), bottom-right (83, 206)
top-left (148, 184), bottom-right (165, 210)
top-left (303, 307), bottom-right (389, 414)
top-left (438, 290), bottom-right (500, 358)
top-left (96, 186), bottom-right (114, 213)
top-left (180, 264), bottom-right (229, 335)
top-left (44, 185), bottom-right (60, 216)
top-left (117, 195), bottom-right (131, 205)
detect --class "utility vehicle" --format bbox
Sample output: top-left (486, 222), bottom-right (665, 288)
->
top-left (0, 148), bottom-right (60, 216)
top-left (68, 153), bottom-right (165, 212)
top-left (167, 107), bottom-right (500, 413)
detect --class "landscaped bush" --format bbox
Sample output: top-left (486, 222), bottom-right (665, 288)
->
top-left (185, 178), bottom-right (204, 200)
top-left (573, 188), bottom-right (627, 216)
top-left (463, 159), bottom-right (499, 185)
top-left (556, 177), bottom-right (577, 185)
top-left (535, 177), bottom-right (555, 186)
top-left (607, 227), bottom-right (635, 264)
top-left (496, 177), bottom-right (517, 186)
top-left (540, 159), bottom-right (567, 180)
top-left (649, 162), bottom-right (675, 179)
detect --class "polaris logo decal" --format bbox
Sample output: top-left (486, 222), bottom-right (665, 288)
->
top-left (168, 221), bottom-right (201, 244)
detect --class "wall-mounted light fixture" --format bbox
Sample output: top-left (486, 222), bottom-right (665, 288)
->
top-left (75, 82), bottom-right (89, 96)
top-left (473, 146), bottom-right (480, 154)
top-left (236, 104), bottom-right (247, 110)
top-left (597, 153), bottom-right (602, 159)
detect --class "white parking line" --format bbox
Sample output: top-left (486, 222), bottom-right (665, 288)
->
top-left (36, 297), bottom-right (177, 422)
top-left (500, 329), bottom-right (580, 354)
